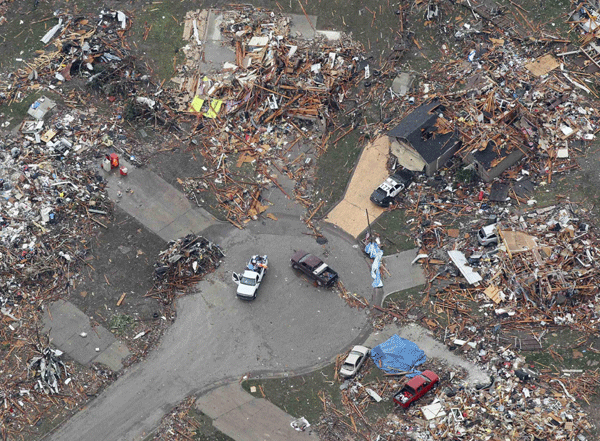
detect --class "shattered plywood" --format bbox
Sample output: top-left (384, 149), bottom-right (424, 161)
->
top-left (525, 54), bottom-right (560, 77)
top-left (500, 230), bottom-right (537, 256)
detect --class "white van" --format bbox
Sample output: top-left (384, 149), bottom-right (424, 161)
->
top-left (478, 224), bottom-right (498, 246)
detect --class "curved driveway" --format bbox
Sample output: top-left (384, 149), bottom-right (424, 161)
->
top-left (49, 213), bottom-right (373, 441)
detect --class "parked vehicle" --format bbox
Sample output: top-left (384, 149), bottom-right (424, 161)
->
top-left (232, 255), bottom-right (268, 300)
top-left (478, 223), bottom-right (498, 246)
top-left (290, 250), bottom-right (339, 287)
top-left (340, 345), bottom-right (370, 378)
top-left (393, 370), bottom-right (439, 408)
top-left (370, 169), bottom-right (413, 207)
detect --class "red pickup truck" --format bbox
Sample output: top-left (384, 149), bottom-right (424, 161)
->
top-left (393, 370), bottom-right (439, 408)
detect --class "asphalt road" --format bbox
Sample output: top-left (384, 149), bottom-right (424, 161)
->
top-left (48, 212), bottom-right (373, 441)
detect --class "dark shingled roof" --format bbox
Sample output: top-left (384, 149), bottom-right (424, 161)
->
top-left (388, 100), bottom-right (460, 164)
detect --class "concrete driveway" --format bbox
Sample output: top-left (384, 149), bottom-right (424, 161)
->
top-left (48, 210), bottom-right (372, 441)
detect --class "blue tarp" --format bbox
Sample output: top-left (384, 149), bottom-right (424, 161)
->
top-left (370, 334), bottom-right (426, 378)
top-left (365, 241), bottom-right (383, 288)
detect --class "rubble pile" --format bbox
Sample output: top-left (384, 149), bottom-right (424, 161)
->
top-left (171, 7), bottom-right (367, 227)
top-left (27, 346), bottom-right (69, 395)
top-left (151, 395), bottom-right (199, 440)
top-left (0, 9), bottom-right (134, 106)
top-left (431, 37), bottom-right (597, 181)
top-left (407, 203), bottom-right (600, 339)
top-left (149, 234), bottom-right (224, 304)
top-left (0, 99), bottom-right (126, 437)
top-left (0, 335), bottom-right (113, 439)
top-left (321, 353), bottom-right (596, 441)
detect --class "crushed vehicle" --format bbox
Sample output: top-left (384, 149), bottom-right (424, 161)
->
top-left (232, 255), bottom-right (268, 300)
top-left (370, 169), bottom-right (413, 207)
top-left (340, 345), bottom-right (370, 378)
top-left (393, 370), bottom-right (439, 408)
top-left (477, 223), bottom-right (499, 246)
top-left (290, 250), bottom-right (339, 287)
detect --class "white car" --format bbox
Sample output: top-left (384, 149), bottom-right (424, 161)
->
top-left (232, 255), bottom-right (268, 300)
top-left (340, 345), bottom-right (370, 378)
top-left (478, 224), bottom-right (498, 246)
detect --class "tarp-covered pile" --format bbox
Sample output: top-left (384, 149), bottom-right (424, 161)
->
top-left (370, 334), bottom-right (426, 377)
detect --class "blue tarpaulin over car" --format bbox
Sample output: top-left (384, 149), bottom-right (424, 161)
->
top-left (370, 334), bottom-right (426, 378)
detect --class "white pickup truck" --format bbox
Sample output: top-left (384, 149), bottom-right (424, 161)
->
top-left (232, 255), bottom-right (268, 300)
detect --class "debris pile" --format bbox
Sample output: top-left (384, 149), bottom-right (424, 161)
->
top-left (28, 346), bottom-right (69, 395)
top-left (171, 7), bottom-right (366, 227)
top-left (320, 351), bottom-right (596, 441)
top-left (151, 395), bottom-right (199, 441)
top-left (407, 203), bottom-right (600, 341)
top-left (149, 234), bottom-right (224, 304)
top-left (1, 9), bottom-right (134, 106)
top-left (0, 92), bottom-right (127, 436)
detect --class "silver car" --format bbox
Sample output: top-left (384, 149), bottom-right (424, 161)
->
top-left (340, 345), bottom-right (370, 378)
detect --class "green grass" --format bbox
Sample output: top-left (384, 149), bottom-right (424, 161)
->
top-left (364, 209), bottom-right (415, 255)
top-left (313, 130), bottom-right (363, 216)
top-left (129, 1), bottom-right (189, 82)
top-left (242, 366), bottom-right (341, 425)
top-left (242, 362), bottom-right (398, 432)
top-left (383, 285), bottom-right (426, 309)
top-left (0, 1), bottom-right (65, 72)
top-left (496, 0), bottom-right (572, 38)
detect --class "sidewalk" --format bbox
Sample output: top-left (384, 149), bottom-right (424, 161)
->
top-left (42, 300), bottom-right (130, 372)
top-left (104, 159), bottom-right (218, 242)
top-left (196, 383), bottom-right (318, 441)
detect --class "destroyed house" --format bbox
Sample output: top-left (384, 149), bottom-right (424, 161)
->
top-left (388, 100), bottom-right (461, 176)
top-left (460, 106), bottom-right (530, 182)
top-left (465, 140), bottom-right (526, 183)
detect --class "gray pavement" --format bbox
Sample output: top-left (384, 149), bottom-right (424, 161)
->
top-left (46, 163), bottom-right (428, 440)
top-left (381, 248), bottom-right (427, 298)
top-left (42, 300), bottom-right (130, 372)
top-left (47, 203), bottom-right (372, 440)
top-left (104, 159), bottom-right (218, 242)
top-left (196, 383), bottom-right (318, 440)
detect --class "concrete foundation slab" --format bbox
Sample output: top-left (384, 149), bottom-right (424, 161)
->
top-left (196, 383), bottom-right (318, 440)
top-left (287, 13), bottom-right (317, 39)
top-left (42, 300), bottom-right (130, 370)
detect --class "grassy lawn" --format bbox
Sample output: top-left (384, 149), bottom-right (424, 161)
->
top-left (241, 360), bottom-right (398, 432)
top-left (128, 1), bottom-right (189, 83)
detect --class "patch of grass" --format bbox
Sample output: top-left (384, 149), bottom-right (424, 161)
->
top-left (314, 129), bottom-right (363, 215)
top-left (526, 329), bottom-right (600, 371)
top-left (497, 0), bottom-right (572, 38)
top-left (242, 366), bottom-right (340, 425)
top-left (383, 285), bottom-right (427, 309)
top-left (365, 208), bottom-right (415, 255)
top-left (129, 2), bottom-right (189, 82)
top-left (242, 362), bottom-right (399, 432)
top-left (109, 314), bottom-right (136, 334)
top-left (0, 1), bottom-right (64, 73)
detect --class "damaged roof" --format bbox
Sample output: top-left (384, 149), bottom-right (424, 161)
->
top-left (387, 100), bottom-right (460, 163)
top-left (471, 140), bottom-right (525, 170)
